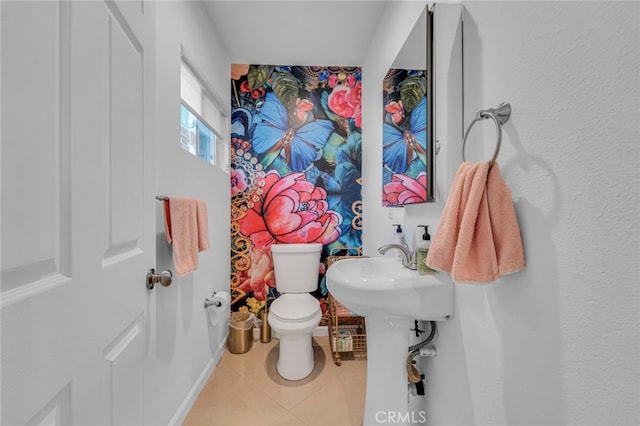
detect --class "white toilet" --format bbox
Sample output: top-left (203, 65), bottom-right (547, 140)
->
top-left (268, 243), bottom-right (323, 380)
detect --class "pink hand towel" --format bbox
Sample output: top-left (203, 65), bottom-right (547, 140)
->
top-left (196, 199), bottom-right (209, 252)
top-left (426, 162), bottom-right (525, 283)
top-left (486, 163), bottom-right (525, 276)
top-left (164, 197), bottom-right (199, 278)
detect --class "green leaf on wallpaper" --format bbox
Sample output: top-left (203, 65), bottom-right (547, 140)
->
top-left (271, 72), bottom-right (299, 109)
top-left (400, 75), bottom-right (427, 113)
top-left (415, 149), bottom-right (427, 166)
top-left (259, 149), bottom-right (280, 170)
top-left (406, 157), bottom-right (427, 178)
top-left (269, 155), bottom-right (292, 177)
top-left (322, 132), bottom-right (346, 164)
top-left (247, 65), bottom-right (273, 91)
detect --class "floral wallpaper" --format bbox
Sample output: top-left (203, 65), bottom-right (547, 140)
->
top-left (382, 69), bottom-right (432, 206)
top-left (230, 65), bottom-right (363, 324)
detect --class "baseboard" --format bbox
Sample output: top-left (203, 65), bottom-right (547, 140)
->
top-left (168, 332), bottom-right (228, 426)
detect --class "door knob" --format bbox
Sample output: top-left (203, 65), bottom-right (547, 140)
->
top-left (146, 268), bottom-right (173, 289)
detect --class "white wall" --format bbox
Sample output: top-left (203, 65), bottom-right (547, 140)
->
top-left (422, 2), bottom-right (640, 426)
top-left (154, 2), bottom-right (231, 424)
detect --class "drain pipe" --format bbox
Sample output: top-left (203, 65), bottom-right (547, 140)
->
top-left (408, 321), bottom-right (437, 356)
top-left (406, 321), bottom-right (437, 385)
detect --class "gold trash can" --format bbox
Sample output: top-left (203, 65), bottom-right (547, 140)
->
top-left (228, 312), bottom-right (255, 354)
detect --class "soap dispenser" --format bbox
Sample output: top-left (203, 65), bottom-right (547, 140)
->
top-left (416, 225), bottom-right (436, 275)
top-left (392, 224), bottom-right (407, 262)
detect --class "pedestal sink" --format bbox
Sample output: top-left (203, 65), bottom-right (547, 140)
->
top-left (326, 257), bottom-right (454, 426)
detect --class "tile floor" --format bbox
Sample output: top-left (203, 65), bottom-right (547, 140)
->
top-left (184, 335), bottom-right (367, 426)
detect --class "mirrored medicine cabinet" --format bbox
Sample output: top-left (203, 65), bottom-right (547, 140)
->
top-left (383, 3), bottom-right (463, 206)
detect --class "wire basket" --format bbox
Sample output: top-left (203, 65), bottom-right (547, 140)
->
top-left (326, 248), bottom-right (368, 365)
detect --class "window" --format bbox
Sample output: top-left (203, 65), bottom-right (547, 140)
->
top-left (180, 104), bottom-right (215, 164)
top-left (180, 59), bottom-right (228, 171)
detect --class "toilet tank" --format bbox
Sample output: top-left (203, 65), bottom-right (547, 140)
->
top-left (271, 243), bottom-right (323, 293)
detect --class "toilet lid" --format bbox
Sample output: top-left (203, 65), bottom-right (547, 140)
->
top-left (269, 294), bottom-right (320, 322)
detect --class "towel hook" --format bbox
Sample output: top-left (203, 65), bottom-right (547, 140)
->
top-left (462, 102), bottom-right (511, 167)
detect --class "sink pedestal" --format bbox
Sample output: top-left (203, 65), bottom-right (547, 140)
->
top-left (364, 317), bottom-right (411, 426)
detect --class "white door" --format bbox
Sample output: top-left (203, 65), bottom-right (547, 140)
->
top-left (1, 1), bottom-right (157, 424)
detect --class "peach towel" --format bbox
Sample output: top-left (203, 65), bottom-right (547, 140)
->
top-left (164, 197), bottom-right (209, 277)
top-left (426, 162), bottom-right (525, 283)
top-left (196, 199), bottom-right (210, 251)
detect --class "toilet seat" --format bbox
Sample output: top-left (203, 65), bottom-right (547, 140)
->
top-left (269, 294), bottom-right (320, 323)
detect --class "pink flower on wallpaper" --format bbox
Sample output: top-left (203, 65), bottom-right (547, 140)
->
top-left (239, 171), bottom-right (342, 249)
top-left (348, 84), bottom-right (362, 106)
top-left (386, 100), bottom-right (405, 124)
top-left (383, 172), bottom-right (428, 206)
top-left (327, 83), bottom-right (362, 128)
top-left (348, 84), bottom-right (362, 128)
top-left (239, 80), bottom-right (251, 92)
top-left (237, 248), bottom-right (275, 301)
top-left (294, 98), bottom-right (314, 122)
top-left (231, 136), bottom-right (251, 152)
top-left (231, 168), bottom-right (248, 197)
top-left (239, 80), bottom-right (265, 99)
top-left (328, 74), bottom-right (339, 88)
top-left (328, 86), bottom-right (354, 117)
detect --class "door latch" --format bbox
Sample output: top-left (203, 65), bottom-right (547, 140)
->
top-left (146, 268), bottom-right (173, 290)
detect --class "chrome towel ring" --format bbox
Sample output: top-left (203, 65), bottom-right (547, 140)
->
top-left (462, 102), bottom-right (511, 167)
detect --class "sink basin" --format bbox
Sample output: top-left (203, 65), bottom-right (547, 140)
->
top-left (326, 257), bottom-right (453, 321)
top-left (326, 256), bottom-right (454, 425)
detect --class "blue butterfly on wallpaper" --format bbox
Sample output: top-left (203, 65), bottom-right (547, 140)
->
top-left (382, 96), bottom-right (427, 174)
top-left (253, 92), bottom-right (334, 172)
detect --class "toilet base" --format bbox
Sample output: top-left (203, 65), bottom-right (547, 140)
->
top-left (276, 333), bottom-right (314, 380)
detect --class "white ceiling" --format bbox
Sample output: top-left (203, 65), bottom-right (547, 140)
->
top-left (202, 0), bottom-right (391, 66)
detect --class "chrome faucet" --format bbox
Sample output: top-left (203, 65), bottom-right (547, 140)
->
top-left (378, 243), bottom-right (417, 270)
